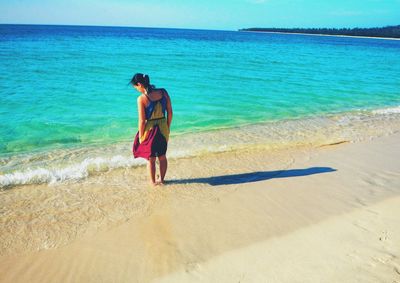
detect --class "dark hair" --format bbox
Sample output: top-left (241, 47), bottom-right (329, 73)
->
top-left (129, 73), bottom-right (155, 93)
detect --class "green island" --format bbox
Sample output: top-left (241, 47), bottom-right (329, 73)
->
top-left (239, 25), bottom-right (400, 39)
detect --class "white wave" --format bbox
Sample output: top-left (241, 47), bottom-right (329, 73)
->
top-left (0, 155), bottom-right (146, 188)
top-left (371, 106), bottom-right (400, 115)
top-left (0, 144), bottom-right (228, 188)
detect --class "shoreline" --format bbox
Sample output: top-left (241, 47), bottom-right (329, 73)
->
top-left (1, 130), bottom-right (399, 282)
top-left (2, 105), bottom-right (400, 189)
top-left (240, 30), bottom-right (400, 41)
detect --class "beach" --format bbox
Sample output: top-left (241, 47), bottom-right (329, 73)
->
top-left (1, 130), bottom-right (399, 282)
top-left (240, 30), bottom-right (400, 41)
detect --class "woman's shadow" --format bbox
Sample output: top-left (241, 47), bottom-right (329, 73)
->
top-left (168, 167), bottom-right (336, 186)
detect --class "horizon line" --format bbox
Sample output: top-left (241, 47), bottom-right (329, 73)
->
top-left (1, 22), bottom-right (397, 31)
top-left (0, 22), bottom-right (236, 32)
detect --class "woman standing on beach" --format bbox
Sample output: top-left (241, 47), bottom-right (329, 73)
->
top-left (130, 73), bottom-right (173, 186)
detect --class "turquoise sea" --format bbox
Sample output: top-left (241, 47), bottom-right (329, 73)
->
top-left (1, 24), bottom-right (400, 187)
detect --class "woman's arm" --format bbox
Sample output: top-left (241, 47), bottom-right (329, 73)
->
top-left (164, 89), bottom-right (173, 129)
top-left (137, 96), bottom-right (146, 141)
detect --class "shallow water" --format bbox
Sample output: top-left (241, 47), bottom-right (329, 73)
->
top-left (0, 140), bottom-right (299, 256)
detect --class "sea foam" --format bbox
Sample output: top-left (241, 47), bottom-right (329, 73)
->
top-left (372, 106), bottom-right (400, 115)
top-left (0, 155), bottom-right (146, 188)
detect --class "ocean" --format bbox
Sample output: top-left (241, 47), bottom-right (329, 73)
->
top-left (1, 24), bottom-right (400, 188)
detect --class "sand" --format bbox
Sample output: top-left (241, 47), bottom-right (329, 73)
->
top-left (1, 132), bottom-right (399, 282)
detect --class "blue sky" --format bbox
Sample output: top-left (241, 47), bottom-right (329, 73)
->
top-left (1, 0), bottom-right (399, 30)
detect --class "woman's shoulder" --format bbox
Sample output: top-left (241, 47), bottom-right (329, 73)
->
top-left (157, 88), bottom-right (169, 98)
top-left (137, 95), bottom-right (147, 110)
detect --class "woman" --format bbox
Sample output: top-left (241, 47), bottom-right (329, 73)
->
top-left (130, 73), bottom-right (173, 186)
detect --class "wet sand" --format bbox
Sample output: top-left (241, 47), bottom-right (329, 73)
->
top-left (1, 132), bottom-right (400, 282)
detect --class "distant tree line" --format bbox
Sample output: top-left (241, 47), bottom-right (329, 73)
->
top-left (239, 25), bottom-right (400, 39)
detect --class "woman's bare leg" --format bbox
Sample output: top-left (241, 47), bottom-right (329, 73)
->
top-left (148, 157), bottom-right (157, 185)
top-left (158, 155), bottom-right (167, 184)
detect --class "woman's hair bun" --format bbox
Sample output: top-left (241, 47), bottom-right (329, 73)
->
top-left (129, 73), bottom-right (153, 91)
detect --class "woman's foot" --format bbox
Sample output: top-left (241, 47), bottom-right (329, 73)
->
top-left (156, 175), bottom-right (165, 185)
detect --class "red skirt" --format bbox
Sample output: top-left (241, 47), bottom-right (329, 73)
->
top-left (133, 125), bottom-right (167, 160)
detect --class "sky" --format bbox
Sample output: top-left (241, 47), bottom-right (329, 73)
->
top-left (1, 0), bottom-right (399, 30)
